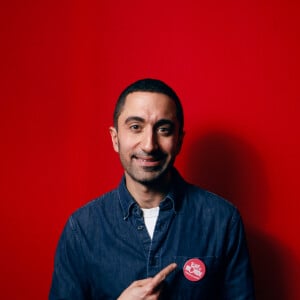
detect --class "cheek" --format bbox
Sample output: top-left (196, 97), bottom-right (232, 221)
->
top-left (160, 138), bottom-right (180, 154)
top-left (118, 137), bottom-right (136, 154)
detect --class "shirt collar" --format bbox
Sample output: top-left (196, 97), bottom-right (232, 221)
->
top-left (164, 168), bottom-right (186, 212)
top-left (117, 168), bottom-right (187, 219)
top-left (117, 177), bottom-right (137, 220)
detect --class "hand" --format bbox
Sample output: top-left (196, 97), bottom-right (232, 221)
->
top-left (117, 263), bottom-right (177, 300)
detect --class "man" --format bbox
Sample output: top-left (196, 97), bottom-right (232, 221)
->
top-left (49, 79), bottom-right (255, 299)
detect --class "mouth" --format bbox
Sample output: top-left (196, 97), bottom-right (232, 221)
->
top-left (133, 155), bottom-right (164, 167)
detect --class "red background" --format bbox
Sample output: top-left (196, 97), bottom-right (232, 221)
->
top-left (1, 1), bottom-right (299, 299)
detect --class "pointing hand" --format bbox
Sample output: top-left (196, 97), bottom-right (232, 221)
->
top-left (117, 263), bottom-right (177, 300)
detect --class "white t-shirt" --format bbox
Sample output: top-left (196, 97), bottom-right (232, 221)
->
top-left (141, 207), bottom-right (160, 239)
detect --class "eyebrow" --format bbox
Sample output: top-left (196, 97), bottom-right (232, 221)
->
top-left (155, 119), bottom-right (175, 128)
top-left (124, 116), bottom-right (145, 124)
top-left (124, 116), bottom-right (175, 128)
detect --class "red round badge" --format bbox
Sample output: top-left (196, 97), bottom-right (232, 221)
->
top-left (183, 258), bottom-right (206, 282)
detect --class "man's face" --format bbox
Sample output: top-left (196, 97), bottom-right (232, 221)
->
top-left (110, 91), bottom-right (184, 185)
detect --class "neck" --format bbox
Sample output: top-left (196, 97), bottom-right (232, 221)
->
top-left (125, 173), bottom-right (172, 208)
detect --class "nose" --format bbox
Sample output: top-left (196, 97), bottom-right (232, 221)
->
top-left (140, 128), bottom-right (158, 153)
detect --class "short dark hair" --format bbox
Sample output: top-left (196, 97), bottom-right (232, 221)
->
top-left (113, 78), bottom-right (184, 133)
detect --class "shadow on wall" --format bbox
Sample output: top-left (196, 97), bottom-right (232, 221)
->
top-left (183, 130), bottom-right (298, 300)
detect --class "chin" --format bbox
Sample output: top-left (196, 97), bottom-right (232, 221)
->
top-left (132, 168), bottom-right (170, 185)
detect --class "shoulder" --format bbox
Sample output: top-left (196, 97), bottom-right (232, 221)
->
top-left (69, 188), bottom-right (119, 227)
top-left (188, 183), bottom-right (235, 208)
top-left (183, 182), bottom-right (241, 223)
top-left (173, 169), bottom-right (238, 217)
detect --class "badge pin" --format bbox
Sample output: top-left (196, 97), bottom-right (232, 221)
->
top-left (183, 258), bottom-right (206, 281)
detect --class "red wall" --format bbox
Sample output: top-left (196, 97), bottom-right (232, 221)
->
top-left (1, 1), bottom-right (299, 299)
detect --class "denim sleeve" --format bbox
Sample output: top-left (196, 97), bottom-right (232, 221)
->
top-left (49, 216), bottom-right (90, 300)
top-left (222, 210), bottom-right (255, 300)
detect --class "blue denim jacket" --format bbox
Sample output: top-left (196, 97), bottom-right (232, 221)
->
top-left (49, 170), bottom-right (255, 299)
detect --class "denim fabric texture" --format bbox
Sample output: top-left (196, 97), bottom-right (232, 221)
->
top-left (49, 169), bottom-right (255, 299)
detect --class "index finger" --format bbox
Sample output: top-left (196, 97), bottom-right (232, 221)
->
top-left (151, 263), bottom-right (177, 287)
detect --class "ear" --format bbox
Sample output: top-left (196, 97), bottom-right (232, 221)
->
top-left (109, 126), bottom-right (119, 153)
top-left (176, 131), bottom-right (185, 155)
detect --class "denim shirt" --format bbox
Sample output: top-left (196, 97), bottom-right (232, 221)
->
top-left (49, 170), bottom-right (255, 299)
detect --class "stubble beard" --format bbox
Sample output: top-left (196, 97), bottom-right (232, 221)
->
top-left (120, 155), bottom-right (175, 187)
top-left (127, 165), bottom-right (171, 186)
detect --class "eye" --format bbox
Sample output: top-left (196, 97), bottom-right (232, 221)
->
top-left (129, 124), bottom-right (141, 132)
top-left (157, 126), bottom-right (173, 136)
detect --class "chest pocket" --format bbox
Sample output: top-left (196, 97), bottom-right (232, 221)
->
top-left (161, 256), bottom-right (223, 300)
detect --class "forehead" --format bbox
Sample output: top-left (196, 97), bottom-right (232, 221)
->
top-left (120, 91), bottom-right (178, 121)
